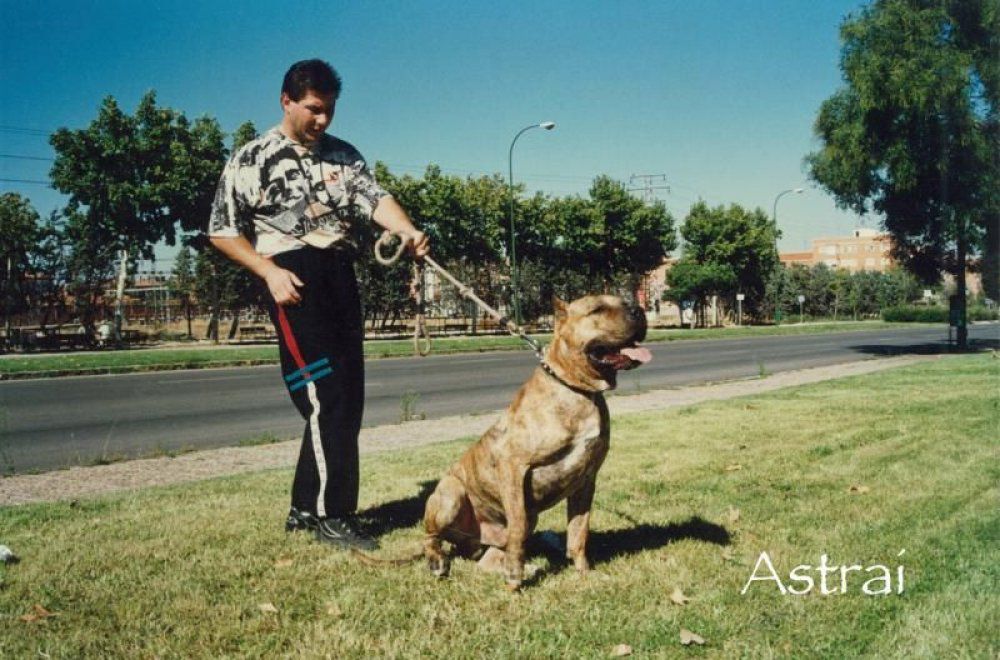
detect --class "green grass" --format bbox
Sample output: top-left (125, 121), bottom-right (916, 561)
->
top-left (0, 320), bottom-right (928, 378)
top-left (1, 354), bottom-right (996, 656)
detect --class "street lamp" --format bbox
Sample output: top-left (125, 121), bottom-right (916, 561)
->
top-left (508, 121), bottom-right (556, 324)
top-left (771, 187), bottom-right (804, 324)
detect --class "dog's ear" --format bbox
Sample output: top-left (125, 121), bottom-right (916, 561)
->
top-left (552, 296), bottom-right (567, 324)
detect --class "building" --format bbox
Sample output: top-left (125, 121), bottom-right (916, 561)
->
top-left (780, 228), bottom-right (893, 273)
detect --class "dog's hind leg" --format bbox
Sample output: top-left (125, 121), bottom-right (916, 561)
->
top-left (423, 474), bottom-right (469, 578)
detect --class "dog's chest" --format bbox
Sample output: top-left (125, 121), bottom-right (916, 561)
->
top-left (528, 419), bottom-right (608, 506)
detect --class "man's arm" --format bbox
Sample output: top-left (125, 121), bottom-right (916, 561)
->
top-left (372, 196), bottom-right (430, 258)
top-left (209, 235), bottom-right (304, 306)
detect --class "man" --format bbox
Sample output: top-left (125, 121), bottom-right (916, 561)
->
top-left (208, 59), bottom-right (429, 550)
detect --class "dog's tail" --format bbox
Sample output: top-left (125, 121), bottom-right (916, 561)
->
top-left (350, 548), bottom-right (424, 567)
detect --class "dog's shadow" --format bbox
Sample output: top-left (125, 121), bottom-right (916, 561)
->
top-left (359, 485), bottom-right (731, 580)
top-left (525, 514), bottom-right (731, 579)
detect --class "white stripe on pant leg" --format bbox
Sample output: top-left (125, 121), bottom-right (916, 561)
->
top-left (305, 381), bottom-right (328, 518)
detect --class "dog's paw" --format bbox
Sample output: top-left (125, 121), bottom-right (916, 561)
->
top-left (427, 556), bottom-right (450, 579)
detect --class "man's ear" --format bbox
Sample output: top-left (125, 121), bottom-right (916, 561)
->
top-left (280, 92), bottom-right (291, 112)
top-left (552, 296), bottom-right (567, 324)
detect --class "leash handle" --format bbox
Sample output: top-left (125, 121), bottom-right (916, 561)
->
top-left (374, 230), bottom-right (408, 266)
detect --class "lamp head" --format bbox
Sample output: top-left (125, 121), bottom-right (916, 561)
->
top-left (539, 121), bottom-right (556, 130)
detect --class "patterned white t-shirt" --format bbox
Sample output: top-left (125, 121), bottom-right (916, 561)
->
top-left (208, 126), bottom-right (389, 256)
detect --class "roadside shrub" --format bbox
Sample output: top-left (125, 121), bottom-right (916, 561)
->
top-left (882, 305), bottom-right (999, 322)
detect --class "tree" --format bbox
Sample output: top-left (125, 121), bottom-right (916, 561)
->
top-left (671, 201), bottom-right (780, 321)
top-left (50, 92), bottom-right (228, 342)
top-left (27, 212), bottom-right (70, 329)
top-left (665, 261), bottom-right (736, 326)
top-left (0, 193), bottom-right (41, 341)
top-left (587, 176), bottom-right (677, 295)
top-left (61, 208), bottom-right (122, 336)
top-left (807, 0), bottom-right (999, 347)
top-left (169, 246), bottom-right (196, 339)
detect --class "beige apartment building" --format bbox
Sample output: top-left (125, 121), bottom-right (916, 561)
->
top-left (780, 228), bottom-right (893, 272)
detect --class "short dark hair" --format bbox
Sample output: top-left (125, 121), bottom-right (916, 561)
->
top-left (281, 59), bottom-right (342, 101)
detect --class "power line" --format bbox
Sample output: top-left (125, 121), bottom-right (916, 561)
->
top-left (0, 177), bottom-right (51, 185)
top-left (0, 153), bottom-right (53, 161)
top-left (628, 173), bottom-right (671, 203)
top-left (0, 125), bottom-right (50, 136)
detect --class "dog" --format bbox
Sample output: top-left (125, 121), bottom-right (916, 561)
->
top-left (421, 294), bottom-right (650, 589)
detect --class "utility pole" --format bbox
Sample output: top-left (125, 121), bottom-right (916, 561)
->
top-left (628, 174), bottom-right (670, 203)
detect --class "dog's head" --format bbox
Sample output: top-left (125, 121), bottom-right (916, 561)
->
top-left (546, 294), bottom-right (651, 392)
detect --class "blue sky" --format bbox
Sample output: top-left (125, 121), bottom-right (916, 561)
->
top-left (1, 0), bottom-right (874, 265)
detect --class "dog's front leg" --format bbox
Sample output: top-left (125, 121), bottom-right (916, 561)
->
top-left (500, 463), bottom-right (531, 590)
top-left (566, 478), bottom-right (597, 573)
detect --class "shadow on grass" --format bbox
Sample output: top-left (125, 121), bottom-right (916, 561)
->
top-left (360, 487), bottom-right (730, 565)
top-left (849, 335), bottom-right (998, 356)
top-left (358, 480), bottom-right (437, 536)
top-left (526, 515), bottom-right (731, 571)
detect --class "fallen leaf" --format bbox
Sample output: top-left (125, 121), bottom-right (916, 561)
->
top-left (724, 464), bottom-right (743, 472)
top-left (738, 444), bottom-right (748, 450)
top-left (669, 587), bottom-right (690, 606)
top-left (610, 643), bottom-right (633, 656)
top-left (728, 507), bottom-right (741, 524)
top-left (720, 547), bottom-right (736, 562)
top-left (274, 558), bottom-right (294, 568)
top-left (20, 604), bottom-right (57, 623)
top-left (258, 602), bottom-right (279, 614)
top-left (325, 602), bottom-right (343, 618)
top-left (848, 484), bottom-right (870, 494)
top-left (743, 404), bottom-right (757, 410)
top-left (680, 628), bottom-right (705, 645)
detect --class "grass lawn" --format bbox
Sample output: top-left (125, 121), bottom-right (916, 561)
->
top-left (1, 354), bottom-right (996, 657)
top-left (0, 320), bottom-right (927, 378)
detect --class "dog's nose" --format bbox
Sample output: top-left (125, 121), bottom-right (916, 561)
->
top-left (628, 306), bottom-right (645, 321)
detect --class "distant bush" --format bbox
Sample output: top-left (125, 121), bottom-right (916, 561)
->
top-left (882, 305), bottom-right (999, 322)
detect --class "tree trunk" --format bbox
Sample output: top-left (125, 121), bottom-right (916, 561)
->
top-left (113, 247), bottom-right (129, 345)
top-left (956, 211), bottom-right (968, 349)
top-left (227, 310), bottom-right (240, 341)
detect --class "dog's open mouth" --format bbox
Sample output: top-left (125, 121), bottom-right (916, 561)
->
top-left (587, 342), bottom-right (653, 371)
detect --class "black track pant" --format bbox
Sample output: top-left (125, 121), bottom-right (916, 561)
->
top-left (267, 247), bottom-right (364, 518)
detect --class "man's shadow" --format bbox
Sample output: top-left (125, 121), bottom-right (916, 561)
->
top-left (357, 480), bottom-right (437, 535)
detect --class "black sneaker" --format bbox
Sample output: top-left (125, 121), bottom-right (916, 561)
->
top-left (315, 515), bottom-right (379, 551)
top-left (285, 507), bottom-right (320, 533)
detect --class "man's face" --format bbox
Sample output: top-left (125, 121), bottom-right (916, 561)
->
top-left (280, 89), bottom-right (336, 145)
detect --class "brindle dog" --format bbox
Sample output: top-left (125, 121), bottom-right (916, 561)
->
top-left (422, 295), bottom-right (651, 589)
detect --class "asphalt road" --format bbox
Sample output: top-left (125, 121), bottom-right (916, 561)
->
top-left (2, 324), bottom-right (996, 473)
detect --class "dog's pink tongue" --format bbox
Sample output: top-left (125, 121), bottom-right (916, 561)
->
top-left (621, 345), bottom-right (652, 364)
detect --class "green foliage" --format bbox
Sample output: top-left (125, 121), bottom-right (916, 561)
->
top-left (807, 0), bottom-right (999, 288)
top-left (50, 92), bottom-right (226, 257)
top-left (882, 304), bottom-right (999, 322)
top-left (667, 201), bottom-right (778, 323)
top-left (0, 193), bottom-right (41, 319)
top-left (761, 264), bottom-right (924, 321)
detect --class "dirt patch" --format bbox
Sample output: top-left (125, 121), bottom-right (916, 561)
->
top-left (0, 355), bottom-right (936, 506)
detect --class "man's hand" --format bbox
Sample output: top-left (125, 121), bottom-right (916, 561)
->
top-left (263, 264), bottom-right (304, 306)
top-left (400, 229), bottom-right (430, 258)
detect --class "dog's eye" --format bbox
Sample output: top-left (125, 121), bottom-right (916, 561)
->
top-left (588, 304), bottom-right (608, 315)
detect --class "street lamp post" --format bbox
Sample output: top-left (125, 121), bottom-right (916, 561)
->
top-left (771, 187), bottom-right (803, 325)
top-left (508, 121), bottom-right (555, 324)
